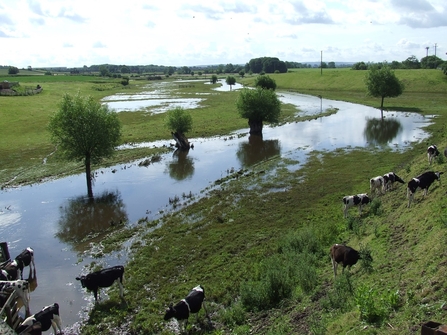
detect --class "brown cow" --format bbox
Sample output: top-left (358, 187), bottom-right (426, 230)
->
top-left (330, 244), bottom-right (361, 278)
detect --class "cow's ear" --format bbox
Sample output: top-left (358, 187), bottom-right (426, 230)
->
top-left (75, 277), bottom-right (81, 281)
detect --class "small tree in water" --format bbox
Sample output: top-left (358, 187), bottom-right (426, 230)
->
top-left (365, 64), bottom-right (404, 119)
top-left (48, 92), bottom-right (122, 198)
top-left (166, 107), bottom-right (193, 150)
top-left (236, 87), bottom-right (281, 135)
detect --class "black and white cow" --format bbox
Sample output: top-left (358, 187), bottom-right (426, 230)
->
top-left (342, 194), bottom-right (371, 218)
top-left (17, 303), bottom-right (62, 335)
top-left (164, 285), bottom-right (210, 331)
top-left (1, 247), bottom-right (35, 281)
top-left (76, 265), bottom-right (124, 302)
top-left (330, 244), bottom-right (362, 278)
top-left (14, 247), bottom-right (35, 280)
top-left (0, 279), bottom-right (31, 316)
top-left (427, 145), bottom-right (440, 165)
top-left (370, 176), bottom-right (385, 195)
top-left (383, 172), bottom-right (405, 192)
top-left (407, 171), bottom-right (443, 207)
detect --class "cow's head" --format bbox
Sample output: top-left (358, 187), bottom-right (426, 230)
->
top-left (164, 303), bottom-right (176, 320)
top-left (75, 276), bottom-right (87, 288)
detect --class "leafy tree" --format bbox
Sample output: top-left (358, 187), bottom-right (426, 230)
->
top-left (224, 63), bottom-right (235, 73)
top-left (420, 55), bottom-right (443, 69)
top-left (441, 62), bottom-right (447, 75)
top-left (390, 61), bottom-right (401, 69)
top-left (8, 66), bottom-right (19, 74)
top-left (211, 75), bottom-right (218, 84)
top-left (165, 107), bottom-right (193, 150)
top-left (402, 55), bottom-right (420, 69)
top-left (226, 76), bottom-right (236, 90)
top-left (254, 75), bottom-right (277, 90)
top-left (352, 62), bottom-right (368, 70)
top-left (99, 65), bottom-right (109, 77)
top-left (120, 65), bottom-right (130, 74)
top-left (365, 65), bottom-right (405, 118)
top-left (328, 62), bottom-right (336, 68)
top-left (48, 93), bottom-right (122, 198)
top-left (236, 87), bottom-right (281, 135)
top-left (239, 70), bottom-right (245, 78)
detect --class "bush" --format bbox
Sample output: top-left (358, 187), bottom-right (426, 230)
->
top-left (278, 227), bottom-right (322, 255)
top-left (359, 244), bottom-right (374, 273)
top-left (165, 107), bottom-right (192, 134)
top-left (321, 274), bottom-right (354, 312)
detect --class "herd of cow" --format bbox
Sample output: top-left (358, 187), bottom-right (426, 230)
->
top-left (332, 145), bottom-right (444, 278)
top-left (1, 250), bottom-right (208, 334)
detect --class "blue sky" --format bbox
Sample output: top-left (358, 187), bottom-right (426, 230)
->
top-left (1, 0), bottom-right (446, 68)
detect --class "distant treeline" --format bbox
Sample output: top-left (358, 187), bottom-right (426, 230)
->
top-left (352, 55), bottom-right (447, 71)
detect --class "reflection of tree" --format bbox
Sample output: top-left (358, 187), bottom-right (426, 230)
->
top-left (56, 190), bottom-right (127, 251)
top-left (364, 117), bottom-right (403, 146)
top-left (236, 135), bottom-right (281, 167)
top-left (167, 149), bottom-right (194, 180)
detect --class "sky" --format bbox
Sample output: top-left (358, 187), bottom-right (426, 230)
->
top-left (1, 0), bottom-right (446, 68)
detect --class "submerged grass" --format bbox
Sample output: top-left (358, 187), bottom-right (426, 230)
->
top-left (3, 68), bottom-right (447, 334)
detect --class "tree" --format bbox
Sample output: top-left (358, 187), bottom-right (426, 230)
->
top-left (420, 55), bottom-right (443, 69)
top-left (236, 87), bottom-right (281, 135)
top-left (165, 107), bottom-right (193, 150)
top-left (254, 75), bottom-right (277, 90)
top-left (99, 65), bottom-right (109, 77)
top-left (402, 55), bottom-right (420, 69)
top-left (48, 93), bottom-right (122, 198)
top-left (120, 65), bottom-right (130, 74)
top-left (239, 70), bottom-right (245, 78)
top-left (365, 65), bottom-right (405, 119)
top-left (210, 75), bottom-right (218, 84)
top-left (352, 62), bottom-right (368, 70)
top-left (8, 66), bottom-right (19, 74)
top-left (441, 62), bottom-right (447, 75)
top-left (328, 62), bottom-right (336, 68)
top-left (226, 76), bottom-right (236, 90)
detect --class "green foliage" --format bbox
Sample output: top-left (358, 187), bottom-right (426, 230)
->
top-left (420, 55), bottom-right (444, 69)
top-left (211, 74), bottom-right (218, 84)
top-left (359, 244), bottom-right (374, 274)
top-left (219, 301), bottom-right (246, 328)
top-left (369, 197), bottom-right (382, 216)
top-left (165, 107), bottom-right (192, 134)
top-left (226, 76), bottom-right (236, 89)
top-left (254, 75), bottom-right (277, 90)
top-left (441, 61), bottom-right (447, 75)
top-left (402, 55), bottom-right (421, 69)
top-left (321, 274), bottom-right (354, 312)
top-left (235, 87), bottom-right (281, 123)
top-left (8, 66), bottom-right (19, 74)
top-left (365, 64), bottom-right (405, 109)
top-left (48, 92), bottom-right (122, 165)
top-left (355, 285), bottom-right (401, 324)
top-left (352, 62), bottom-right (368, 70)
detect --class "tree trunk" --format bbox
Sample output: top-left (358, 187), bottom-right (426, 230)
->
top-left (172, 132), bottom-right (191, 150)
top-left (85, 153), bottom-right (93, 198)
top-left (248, 119), bottom-right (263, 135)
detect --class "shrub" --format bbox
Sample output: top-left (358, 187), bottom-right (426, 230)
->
top-left (321, 274), bottom-right (354, 312)
top-left (278, 227), bottom-right (322, 255)
top-left (220, 301), bottom-right (246, 327)
top-left (369, 198), bottom-right (382, 216)
top-left (359, 244), bottom-right (374, 273)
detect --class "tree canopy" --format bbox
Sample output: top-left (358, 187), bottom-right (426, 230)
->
top-left (165, 107), bottom-right (192, 135)
top-left (48, 92), bottom-right (122, 197)
top-left (365, 65), bottom-right (405, 118)
top-left (254, 75), bottom-right (277, 90)
top-left (226, 76), bottom-right (236, 90)
top-left (236, 87), bottom-right (281, 134)
top-left (245, 57), bottom-right (287, 74)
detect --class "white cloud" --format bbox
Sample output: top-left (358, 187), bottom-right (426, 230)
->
top-left (0, 0), bottom-right (445, 68)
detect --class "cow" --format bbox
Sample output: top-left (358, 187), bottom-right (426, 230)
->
top-left (370, 176), bottom-right (385, 195)
top-left (17, 303), bottom-right (62, 335)
top-left (75, 265), bottom-right (124, 302)
top-left (342, 193), bottom-right (371, 218)
top-left (427, 145), bottom-right (440, 165)
top-left (0, 279), bottom-right (31, 316)
top-left (164, 285), bottom-right (210, 331)
top-left (383, 172), bottom-right (405, 192)
top-left (330, 244), bottom-right (361, 278)
top-left (407, 171), bottom-right (443, 207)
top-left (14, 247), bottom-right (35, 280)
top-left (1, 247), bottom-right (35, 281)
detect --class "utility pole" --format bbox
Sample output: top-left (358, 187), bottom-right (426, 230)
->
top-left (320, 50), bottom-right (323, 76)
top-left (426, 46), bottom-right (429, 57)
top-left (434, 43), bottom-right (437, 57)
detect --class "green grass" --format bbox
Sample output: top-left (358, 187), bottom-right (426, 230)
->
top-left (2, 69), bottom-right (447, 334)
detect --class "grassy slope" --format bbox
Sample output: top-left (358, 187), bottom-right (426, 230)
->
top-left (2, 69), bottom-right (447, 334)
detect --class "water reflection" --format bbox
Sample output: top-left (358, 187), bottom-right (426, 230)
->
top-left (55, 190), bottom-right (128, 252)
top-left (237, 135), bottom-right (281, 167)
top-left (167, 149), bottom-right (195, 180)
top-left (364, 117), bottom-right (403, 146)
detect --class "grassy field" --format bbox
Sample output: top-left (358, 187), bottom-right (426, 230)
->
top-left (2, 68), bottom-right (447, 334)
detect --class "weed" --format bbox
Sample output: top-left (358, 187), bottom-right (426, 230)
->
top-left (219, 301), bottom-right (246, 327)
top-left (321, 274), bottom-right (354, 312)
top-left (369, 198), bottom-right (382, 216)
top-left (359, 244), bottom-right (374, 274)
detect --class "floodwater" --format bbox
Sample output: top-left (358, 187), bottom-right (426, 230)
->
top-left (0, 86), bottom-right (434, 333)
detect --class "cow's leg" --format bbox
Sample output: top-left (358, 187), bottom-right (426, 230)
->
top-left (94, 288), bottom-right (99, 302)
top-left (358, 204), bottom-right (362, 215)
top-left (331, 257), bottom-right (337, 278)
top-left (343, 205), bottom-right (348, 218)
top-left (52, 314), bottom-right (63, 334)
